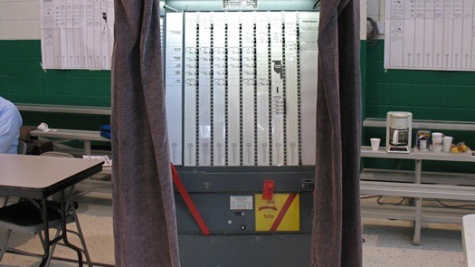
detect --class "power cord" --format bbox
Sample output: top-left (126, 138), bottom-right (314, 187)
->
top-left (361, 195), bottom-right (407, 206)
top-left (313, 0), bottom-right (321, 9)
top-left (435, 199), bottom-right (475, 209)
top-left (376, 196), bottom-right (407, 206)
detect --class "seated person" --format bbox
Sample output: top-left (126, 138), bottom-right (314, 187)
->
top-left (0, 97), bottom-right (22, 154)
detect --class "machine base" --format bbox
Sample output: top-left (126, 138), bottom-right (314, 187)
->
top-left (179, 234), bottom-right (311, 267)
top-left (387, 146), bottom-right (411, 153)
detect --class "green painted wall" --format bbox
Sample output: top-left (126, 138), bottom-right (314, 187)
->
top-left (365, 40), bottom-right (475, 120)
top-left (0, 40), bottom-right (110, 130)
top-left (0, 40), bottom-right (111, 106)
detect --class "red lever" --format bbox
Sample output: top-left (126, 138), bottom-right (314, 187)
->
top-left (262, 179), bottom-right (275, 200)
top-left (171, 163), bottom-right (210, 236)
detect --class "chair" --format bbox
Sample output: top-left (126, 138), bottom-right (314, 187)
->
top-left (0, 151), bottom-right (92, 266)
top-left (17, 140), bottom-right (27, 155)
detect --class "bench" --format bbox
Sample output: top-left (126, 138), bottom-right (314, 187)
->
top-left (361, 168), bottom-right (475, 186)
top-left (463, 214), bottom-right (475, 267)
top-left (363, 117), bottom-right (475, 131)
top-left (360, 146), bottom-right (475, 244)
top-left (361, 180), bottom-right (475, 201)
top-left (29, 129), bottom-right (110, 155)
top-left (16, 103), bottom-right (111, 115)
top-left (361, 180), bottom-right (475, 225)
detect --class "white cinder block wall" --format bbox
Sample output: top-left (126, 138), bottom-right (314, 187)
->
top-left (360, 0), bottom-right (367, 40)
top-left (0, 0), bottom-right (40, 40)
top-left (367, 0), bottom-right (382, 20)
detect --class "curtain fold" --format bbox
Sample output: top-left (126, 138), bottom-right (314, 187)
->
top-left (311, 0), bottom-right (362, 266)
top-left (111, 1), bottom-right (180, 266)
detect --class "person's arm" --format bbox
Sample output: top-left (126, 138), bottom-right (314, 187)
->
top-left (0, 109), bottom-right (20, 153)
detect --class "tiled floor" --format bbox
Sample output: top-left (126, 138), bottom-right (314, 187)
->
top-left (362, 219), bottom-right (465, 267)
top-left (0, 191), bottom-right (469, 267)
top-left (0, 193), bottom-right (114, 267)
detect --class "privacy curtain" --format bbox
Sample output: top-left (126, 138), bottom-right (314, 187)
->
top-left (311, 0), bottom-right (362, 266)
top-left (111, 1), bottom-right (180, 266)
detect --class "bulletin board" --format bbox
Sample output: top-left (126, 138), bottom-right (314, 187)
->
top-left (384, 0), bottom-right (475, 71)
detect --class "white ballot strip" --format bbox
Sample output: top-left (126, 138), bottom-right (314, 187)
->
top-left (198, 13), bottom-right (212, 166)
top-left (256, 14), bottom-right (271, 166)
top-left (212, 13), bottom-right (227, 166)
top-left (270, 12), bottom-right (284, 166)
top-left (227, 12), bottom-right (242, 166)
top-left (284, 12), bottom-right (299, 166)
top-left (183, 13), bottom-right (198, 166)
top-left (241, 13), bottom-right (256, 166)
top-left (165, 13), bottom-right (184, 165)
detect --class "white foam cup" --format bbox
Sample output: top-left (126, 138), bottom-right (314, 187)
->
top-left (370, 138), bottom-right (381, 151)
top-left (443, 136), bottom-right (453, 152)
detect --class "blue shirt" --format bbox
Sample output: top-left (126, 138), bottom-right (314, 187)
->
top-left (0, 97), bottom-right (22, 154)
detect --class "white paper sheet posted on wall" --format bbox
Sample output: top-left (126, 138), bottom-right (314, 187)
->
top-left (384, 0), bottom-right (475, 72)
top-left (40, 0), bottom-right (115, 70)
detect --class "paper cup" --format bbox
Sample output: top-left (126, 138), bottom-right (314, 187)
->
top-left (443, 136), bottom-right (453, 152)
top-left (370, 138), bottom-right (381, 151)
top-left (432, 132), bottom-right (443, 153)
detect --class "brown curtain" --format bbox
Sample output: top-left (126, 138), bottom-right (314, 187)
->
top-left (311, 0), bottom-right (362, 266)
top-left (111, 0), bottom-right (180, 266)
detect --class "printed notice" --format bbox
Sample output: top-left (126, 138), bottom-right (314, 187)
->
top-left (230, 196), bottom-right (254, 210)
top-left (255, 193), bottom-right (300, 231)
top-left (223, 0), bottom-right (257, 9)
top-left (40, 0), bottom-right (114, 70)
top-left (384, 0), bottom-right (475, 71)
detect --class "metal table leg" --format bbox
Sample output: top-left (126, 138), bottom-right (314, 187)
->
top-left (58, 190), bottom-right (84, 266)
top-left (413, 159), bottom-right (422, 245)
top-left (84, 140), bottom-right (92, 155)
top-left (37, 189), bottom-right (85, 266)
top-left (38, 198), bottom-right (51, 267)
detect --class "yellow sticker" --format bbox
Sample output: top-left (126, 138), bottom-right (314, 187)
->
top-left (255, 193), bottom-right (300, 232)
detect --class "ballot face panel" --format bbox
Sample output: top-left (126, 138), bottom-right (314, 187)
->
top-left (164, 11), bottom-right (319, 167)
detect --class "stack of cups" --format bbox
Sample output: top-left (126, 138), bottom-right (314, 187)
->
top-left (431, 132), bottom-right (443, 153)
